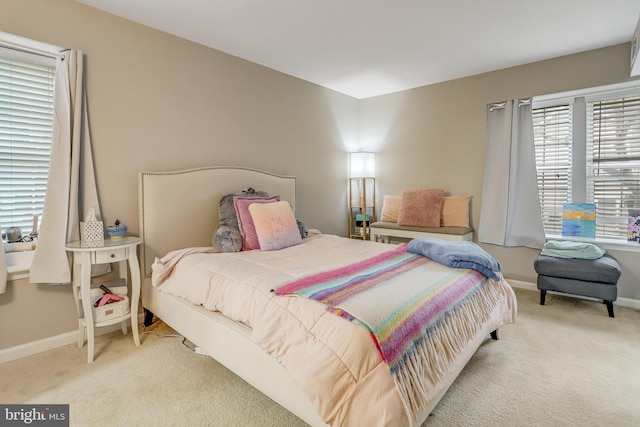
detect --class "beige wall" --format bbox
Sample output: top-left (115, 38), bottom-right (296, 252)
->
top-left (0, 0), bottom-right (358, 237)
top-left (360, 43), bottom-right (640, 300)
top-left (1, 0), bottom-right (638, 351)
top-left (0, 0), bottom-right (358, 349)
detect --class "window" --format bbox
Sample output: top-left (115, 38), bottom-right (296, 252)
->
top-left (587, 96), bottom-right (640, 237)
top-left (533, 104), bottom-right (572, 235)
top-left (533, 83), bottom-right (640, 240)
top-left (0, 48), bottom-right (55, 239)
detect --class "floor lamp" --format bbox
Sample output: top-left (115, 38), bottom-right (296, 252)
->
top-left (348, 153), bottom-right (376, 239)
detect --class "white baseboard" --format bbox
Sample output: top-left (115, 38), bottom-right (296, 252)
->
top-left (0, 313), bottom-right (144, 364)
top-left (2, 281), bottom-right (639, 365)
top-left (506, 278), bottom-right (640, 311)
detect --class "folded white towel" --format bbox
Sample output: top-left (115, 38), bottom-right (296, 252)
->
top-left (540, 240), bottom-right (605, 259)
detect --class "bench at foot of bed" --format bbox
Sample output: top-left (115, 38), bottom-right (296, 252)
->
top-left (370, 221), bottom-right (474, 243)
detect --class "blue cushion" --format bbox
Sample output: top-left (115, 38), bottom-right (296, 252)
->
top-left (537, 275), bottom-right (617, 301)
top-left (534, 253), bottom-right (621, 285)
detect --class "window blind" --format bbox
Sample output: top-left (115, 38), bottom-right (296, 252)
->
top-left (587, 96), bottom-right (640, 238)
top-left (533, 104), bottom-right (572, 234)
top-left (0, 52), bottom-right (54, 236)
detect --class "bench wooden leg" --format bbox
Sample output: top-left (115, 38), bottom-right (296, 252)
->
top-left (605, 300), bottom-right (614, 318)
top-left (540, 289), bottom-right (546, 305)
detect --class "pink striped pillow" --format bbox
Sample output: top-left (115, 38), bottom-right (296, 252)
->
top-left (234, 195), bottom-right (280, 250)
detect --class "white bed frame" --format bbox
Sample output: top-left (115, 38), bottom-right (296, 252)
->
top-left (138, 166), bottom-right (504, 427)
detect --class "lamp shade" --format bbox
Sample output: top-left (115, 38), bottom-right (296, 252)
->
top-left (350, 152), bottom-right (375, 178)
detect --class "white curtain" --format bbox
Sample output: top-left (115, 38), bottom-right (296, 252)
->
top-left (0, 235), bottom-right (6, 294)
top-left (30, 50), bottom-right (102, 284)
top-left (478, 99), bottom-right (545, 249)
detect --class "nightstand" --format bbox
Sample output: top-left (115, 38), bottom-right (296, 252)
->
top-left (65, 236), bottom-right (142, 363)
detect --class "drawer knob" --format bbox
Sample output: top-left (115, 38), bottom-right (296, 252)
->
top-left (110, 253), bottom-right (115, 258)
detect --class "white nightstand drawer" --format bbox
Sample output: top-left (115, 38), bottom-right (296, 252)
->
top-left (93, 248), bottom-right (127, 264)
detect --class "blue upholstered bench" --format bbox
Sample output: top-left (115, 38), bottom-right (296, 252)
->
top-left (534, 253), bottom-right (621, 317)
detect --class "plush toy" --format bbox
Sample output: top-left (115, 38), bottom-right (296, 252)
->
top-left (212, 188), bottom-right (311, 252)
top-left (297, 219), bottom-right (308, 239)
top-left (212, 188), bottom-right (269, 252)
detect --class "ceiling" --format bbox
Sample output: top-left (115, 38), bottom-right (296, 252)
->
top-left (77, 0), bottom-right (640, 99)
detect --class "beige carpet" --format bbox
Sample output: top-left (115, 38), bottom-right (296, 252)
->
top-left (1, 288), bottom-right (639, 426)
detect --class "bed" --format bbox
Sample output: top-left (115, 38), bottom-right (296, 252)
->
top-left (138, 166), bottom-right (517, 427)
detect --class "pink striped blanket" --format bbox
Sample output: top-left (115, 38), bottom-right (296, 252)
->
top-left (275, 243), bottom-right (503, 425)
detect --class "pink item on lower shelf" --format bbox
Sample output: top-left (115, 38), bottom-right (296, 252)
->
top-left (97, 293), bottom-right (124, 307)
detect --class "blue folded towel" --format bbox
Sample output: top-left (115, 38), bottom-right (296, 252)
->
top-left (407, 237), bottom-right (502, 281)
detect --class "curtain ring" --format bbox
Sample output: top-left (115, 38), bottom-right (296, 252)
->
top-left (518, 98), bottom-right (533, 107)
top-left (488, 102), bottom-right (507, 112)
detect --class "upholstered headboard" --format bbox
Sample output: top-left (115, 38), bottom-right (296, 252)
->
top-left (138, 166), bottom-right (296, 278)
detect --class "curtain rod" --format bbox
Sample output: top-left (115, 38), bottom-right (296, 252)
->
top-left (0, 40), bottom-right (65, 60)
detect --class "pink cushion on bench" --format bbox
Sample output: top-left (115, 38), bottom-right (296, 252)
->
top-left (397, 189), bottom-right (444, 228)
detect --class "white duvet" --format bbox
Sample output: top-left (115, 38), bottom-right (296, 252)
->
top-left (152, 234), bottom-right (517, 426)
